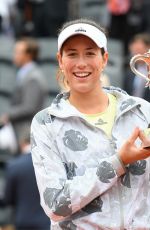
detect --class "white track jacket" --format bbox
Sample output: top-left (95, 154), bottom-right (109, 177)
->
top-left (31, 87), bottom-right (150, 230)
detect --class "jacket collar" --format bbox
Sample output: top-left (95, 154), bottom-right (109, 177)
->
top-left (48, 87), bottom-right (149, 123)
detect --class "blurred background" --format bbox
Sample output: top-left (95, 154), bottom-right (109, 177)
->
top-left (0, 0), bottom-right (150, 230)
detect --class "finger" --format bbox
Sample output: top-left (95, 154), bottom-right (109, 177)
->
top-left (128, 127), bottom-right (140, 144)
top-left (139, 130), bottom-right (147, 142)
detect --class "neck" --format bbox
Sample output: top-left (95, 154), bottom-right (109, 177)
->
top-left (69, 89), bottom-right (109, 114)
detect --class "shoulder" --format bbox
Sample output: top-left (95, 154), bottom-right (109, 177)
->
top-left (119, 92), bottom-right (150, 122)
top-left (26, 64), bottom-right (46, 83)
top-left (135, 96), bottom-right (150, 119)
top-left (32, 92), bottom-right (69, 125)
top-left (32, 107), bottom-right (55, 126)
top-left (32, 64), bottom-right (44, 78)
top-left (104, 86), bottom-right (149, 106)
top-left (105, 86), bottom-right (150, 118)
top-left (127, 94), bottom-right (150, 110)
top-left (31, 107), bottom-right (57, 139)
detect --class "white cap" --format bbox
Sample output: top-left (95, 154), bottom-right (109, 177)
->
top-left (58, 23), bottom-right (107, 52)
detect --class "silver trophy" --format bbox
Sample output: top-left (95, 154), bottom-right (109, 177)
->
top-left (130, 49), bottom-right (150, 88)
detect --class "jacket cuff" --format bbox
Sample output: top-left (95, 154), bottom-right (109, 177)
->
top-left (110, 154), bottom-right (126, 177)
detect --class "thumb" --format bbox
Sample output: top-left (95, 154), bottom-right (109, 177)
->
top-left (128, 127), bottom-right (140, 144)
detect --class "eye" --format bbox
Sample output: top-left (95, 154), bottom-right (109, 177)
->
top-left (67, 52), bottom-right (77, 57)
top-left (86, 52), bottom-right (95, 56)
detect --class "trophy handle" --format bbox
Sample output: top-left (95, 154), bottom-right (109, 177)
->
top-left (130, 54), bottom-right (150, 82)
top-left (130, 50), bottom-right (150, 88)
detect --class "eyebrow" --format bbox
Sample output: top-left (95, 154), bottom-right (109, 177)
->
top-left (66, 49), bottom-right (76, 51)
top-left (66, 47), bottom-right (95, 51)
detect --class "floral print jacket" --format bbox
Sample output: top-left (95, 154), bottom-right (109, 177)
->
top-left (31, 87), bottom-right (150, 230)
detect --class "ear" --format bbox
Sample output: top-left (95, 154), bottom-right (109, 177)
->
top-left (57, 52), bottom-right (63, 70)
top-left (102, 52), bottom-right (109, 69)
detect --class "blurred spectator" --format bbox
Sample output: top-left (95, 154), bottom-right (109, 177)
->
top-left (125, 0), bottom-right (146, 53)
top-left (35, 0), bottom-right (69, 37)
top-left (14, 0), bottom-right (45, 37)
top-left (107, 0), bottom-right (150, 55)
top-left (123, 33), bottom-right (150, 102)
top-left (107, 0), bottom-right (131, 54)
top-left (107, 0), bottom-right (131, 38)
top-left (14, 0), bottom-right (69, 38)
top-left (141, 0), bottom-right (150, 33)
top-left (0, 37), bottom-right (48, 153)
top-left (0, 0), bottom-right (16, 36)
top-left (2, 133), bottom-right (50, 230)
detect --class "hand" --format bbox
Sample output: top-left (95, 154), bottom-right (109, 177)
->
top-left (119, 127), bottom-right (150, 165)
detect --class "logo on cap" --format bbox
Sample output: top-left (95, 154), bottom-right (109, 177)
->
top-left (75, 27), bottom-right (86, 33)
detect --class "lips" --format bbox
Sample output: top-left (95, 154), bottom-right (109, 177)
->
top-left (73, 72), bottom-right (91, 78)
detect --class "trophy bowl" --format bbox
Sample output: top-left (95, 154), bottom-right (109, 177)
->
top-left (130, 49), bottom-right (150, 88)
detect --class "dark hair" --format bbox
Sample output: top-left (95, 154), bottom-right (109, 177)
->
top-left (58, 18), bottom-right (107, 55)
top-left (58, 18), bottom-right (106, 35)
top-left (130, 33), bottom-right (150, 47)
top-left (17, 37), bottom-right (39, 61)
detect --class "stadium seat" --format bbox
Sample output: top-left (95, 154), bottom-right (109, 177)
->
top-left (37, 37), bottom-right (57, 61)
top-left (104, 38), bottom-right (124, 88)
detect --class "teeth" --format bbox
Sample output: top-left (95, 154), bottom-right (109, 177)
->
top-left (74, 72), bottom-right (90, 78)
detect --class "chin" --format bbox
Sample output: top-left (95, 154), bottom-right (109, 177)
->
top-left (74, 87), bottom-right (92, 94)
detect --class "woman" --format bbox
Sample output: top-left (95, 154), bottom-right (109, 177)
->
top-left (31, 18), bottom-right (150, 229)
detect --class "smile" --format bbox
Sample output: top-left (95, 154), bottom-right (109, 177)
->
top-left (73, 72), bottom-right (91, 78)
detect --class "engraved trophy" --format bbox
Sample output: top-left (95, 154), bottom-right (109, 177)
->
top-left (130, 49), bottom-right (150, 88)
top-left (130, 50), bottom-right (150, 149)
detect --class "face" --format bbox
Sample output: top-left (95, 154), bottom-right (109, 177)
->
top-left (13, 41), bottom-right (30, 67)
top-left (57, 34), bottom-right (108, 94)
top-left (129, 39), bottom-right (148, 55)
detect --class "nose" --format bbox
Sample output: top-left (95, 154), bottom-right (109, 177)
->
top-left (76, 56), bottom-right (87, 69)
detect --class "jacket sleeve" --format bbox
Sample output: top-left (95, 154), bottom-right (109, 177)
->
top-left (31, 115), bottom-right (126, 222)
